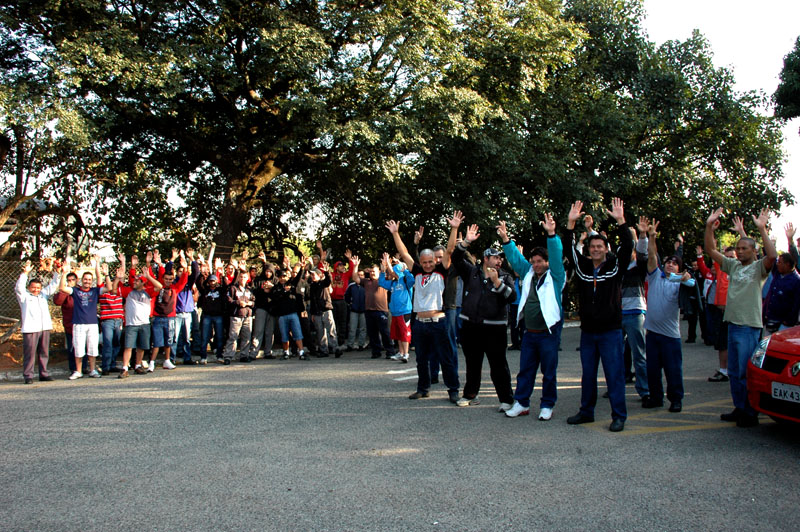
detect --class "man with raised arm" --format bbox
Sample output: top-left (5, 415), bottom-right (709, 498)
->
top-left (148, 253), bottom-right (190, 371)
top-left (116, 253), bottom-right (162, 378)
top-left (705, 208), bottom-right (777, 427)
top-left (498, 213), bottom-right (566, 420)
top-left (386, 211), bottom-right (463, 403)
top-left (58, 256), bottom-right (106, 380)
top-left (16, 259), bottom-right (61, 383)
top-left (642, 220), bottom-right (695, 412)
top-left (450, 223), bottom-right (516, 409)
top-left (564, 198), bottom-right (634, 432)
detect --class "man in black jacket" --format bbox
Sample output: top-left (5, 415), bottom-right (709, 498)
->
top-left (451, 223), bottom-right (516, 408)
top-left (564, 198), bottom-right (634, 432)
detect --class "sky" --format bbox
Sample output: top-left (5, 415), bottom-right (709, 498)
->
top-left (641, 0), bottom-right (800, 243)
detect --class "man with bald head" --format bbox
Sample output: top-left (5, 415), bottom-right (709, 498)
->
top-left (705, 208), bottom-right (776, 427)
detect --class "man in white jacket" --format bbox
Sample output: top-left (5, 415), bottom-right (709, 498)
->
top-left (15, 260), bottom-right (61, 384)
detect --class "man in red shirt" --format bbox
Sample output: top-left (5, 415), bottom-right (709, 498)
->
top-left (327, 246), bottom-right (356, 346)
top-left (148, 256), bottom-right (190, 370)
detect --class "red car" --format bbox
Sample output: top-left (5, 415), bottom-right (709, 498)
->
top-left (748, 325), bottom-right (800, 424)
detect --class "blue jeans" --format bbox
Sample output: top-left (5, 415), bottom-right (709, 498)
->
top-left (621, 313), bottom-right (649, 398)
top-left (645, 331), bottom-right (684, 403)
top-left (100, 318), bottom-right (123, 371)
top-left (175, 312), bottom-right (193, 362)
top-left (365, 310), bottom-right (393, 357)
top-left (579, 329), bottom-right (627, 421)
top-left (412, 319), bottom-right (459, 394)
top-left (514, 323), bottom-right (562, 408)
top-left (152, 316), bottom-right (176, 351)
top-left (201, 314), bottom-right (225, 358)
top-left (278, 313), bottom-right (303, 342)
top-left (728, 324), bottom-right (761, 414)
top-left (431, 308), bottom-right (460, 378)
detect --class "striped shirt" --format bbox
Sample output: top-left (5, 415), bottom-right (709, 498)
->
top-left (99, 290), bottom-right (125, 320)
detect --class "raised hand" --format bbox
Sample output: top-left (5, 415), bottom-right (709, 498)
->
top-left (583, 213), bottom-right (594, 230)
top-left (90, 254), bottom-right (99, 267)
top-left (171, 248), bottom-right (179, 260)
top-left (730, 216), bottom-right (745, 235)
top-left (146, 250), bottom-right (153, 264)
top-left (316, 239), bottom-right (323, 251)
top-left (153, 249), bottom-right (161, 263)
top-left (447, 210), bottom-right (464, 228)
top-left (541, 212), bottom-right (556, 236)
top-left (696, 245), bottom-right (703, 256)
top-left (214, 257), bottom-right (223, 270)
top-left (413, 226), bottom-right (424, 245)
top-left (606, 197), bottom-right (625, 224)
top-left (648, 219), bottom-right (659, 238)
top-left (186, 248), bottom-right (195, 261)
top-left (344, 249), bottom-right (352, 260)
top-left (496, 221), bottom-right (509, 243)
top-left (706, 207), bottom-right (723, 227)
top-left (23, 260), bottom-right (33, 274)
top-left (385, 220), bottom-right (400, 234)
top-left (568, 201), bottom-right (584, 226)
top-left (130, 255), bottom-right (138, 268)
top-left (752, 208), bottom-right (770, 230)
top-left (351, 254), bottom-right (360, 266)
top-left (464, 224), bottom-right (480, 243)
top-left (258, 251), bottom-right (267, 262)
top-left (636, 216), bottom-right (648, 235)
top-left (786, 222), bottom-right (796, 240)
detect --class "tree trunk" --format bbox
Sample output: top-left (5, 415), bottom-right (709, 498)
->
top-left (212, 201), bottom-right (250, 262)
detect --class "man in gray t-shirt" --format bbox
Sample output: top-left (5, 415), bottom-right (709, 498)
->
top-left (642, 220), bottom-right (696, 412)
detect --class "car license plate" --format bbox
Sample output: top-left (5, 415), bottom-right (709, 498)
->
top-left (772, 382), bottom-right (800, 403)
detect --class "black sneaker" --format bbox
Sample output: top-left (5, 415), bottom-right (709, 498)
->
top-left (642, 397), bottom-right (663, 409)
top-left (24, 377), bottom-right (33, 384)
top-left (708, 371), bottom-right (729, 382)
top-left (239, 356), bottom-right (251, 363)
top-left (408, 391), bottom-right (429, 400)
top-left (183, 359), bottom-right (198, 365)
top-left (668, 401), bottom-right (682, 413)
top-left (567, 413), bottom-right (594, 425)
top-left (721, 408), bottom-right (741, 422)
top-left (223, 359), bottom-right (232, 365)
top-left (448, 391), bottom-right (459, 404)
top-left (609, 419), bottom-right (625, 432)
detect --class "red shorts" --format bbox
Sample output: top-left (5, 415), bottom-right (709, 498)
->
top-left (390, 315), bottom-right (412, 342)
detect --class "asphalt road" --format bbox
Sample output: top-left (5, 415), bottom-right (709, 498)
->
top-left (1, 324), bottom-right (798, 531)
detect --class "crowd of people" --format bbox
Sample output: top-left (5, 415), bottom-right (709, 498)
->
top-left (14, 200), bottom-right (800, 432)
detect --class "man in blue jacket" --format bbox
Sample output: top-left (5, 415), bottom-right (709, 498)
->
top-left (379, 253), bottom-right (415, 362)
top-left (499, 213), bottom-right (565, 420)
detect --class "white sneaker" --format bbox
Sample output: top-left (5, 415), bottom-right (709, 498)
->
top-left (163, 359), bottom-right (176, 370)
top-left (88, 369), bottom-right (101, 378)
top-left (456, 397), bottom-right (470, 407)
top-left (401, 354), bottom-right (409, 363)
top-left (389, 353), bottom-right (403, 361)
top-left (497, 402), bottom-right (513, 413)
top-left (538, 407), bottom-right (553, 421)
top-left (254, 351), bottom-right (265, 359)
top-left (141, 360), bottom-right (150, 370)
top-left (147, 362), bottom-right (155, 373)
top-left (68, 371), bottom-right (83, 380)
top-left (505, 401), bottom-right (530, 418)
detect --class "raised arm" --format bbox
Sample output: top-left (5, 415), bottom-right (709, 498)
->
top-left (704, 208), bottom-right (726, 265)
top-left (786, 223), bottom-right (799, 269)
top-left (386, 220), bottom-right (415, 269)
top-left (753, 208), bottom-right (777, 270)
top-left (647, 220), bottom-right (660, 274)
top-left (58, 260), bottom-right (73, 294)
top-left (442, 210), bottom-right (464, 270)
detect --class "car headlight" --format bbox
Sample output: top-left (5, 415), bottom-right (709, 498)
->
top-left (750, 336), bottom-right (771, 368)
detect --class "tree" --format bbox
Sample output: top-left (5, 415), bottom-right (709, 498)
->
top-left (775, 36), bottom-right (800, 132)
top-left (2, 0), bottom-right (583, 260)
top-left (395, 0), bottom-right (790, 256)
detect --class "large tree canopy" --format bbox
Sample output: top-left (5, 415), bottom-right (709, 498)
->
top-left (0, 0), bottom-right (792, 261)
top-left (2, 0), bottom-right (583, 258)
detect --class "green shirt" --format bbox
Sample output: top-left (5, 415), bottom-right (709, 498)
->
top-left (523, 274), bottom-right (548, 331)
top-left (720, 257), bottom-right (768, 328)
